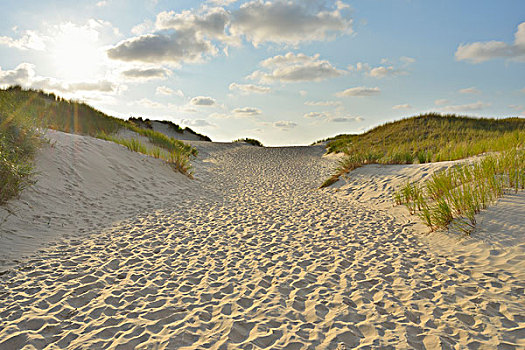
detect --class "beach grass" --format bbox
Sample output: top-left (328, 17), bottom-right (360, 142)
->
top-left (320, 113), bottom-right (525, 186)
top-left (0, 86), bottom-right (198, 203)
top-left (233, 138), bottom-right (264, 147)
top-left (394, 149), bottom-right (525, 233)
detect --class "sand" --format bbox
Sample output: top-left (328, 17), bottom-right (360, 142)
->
top-left (0, 131), bottom-right (523, 349)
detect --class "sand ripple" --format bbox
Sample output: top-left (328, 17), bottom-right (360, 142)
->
top-left (1, 145), bottom-right (524, 349)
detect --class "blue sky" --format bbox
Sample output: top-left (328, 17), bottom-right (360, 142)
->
top-left (1, 0), bottom-right (524, 145)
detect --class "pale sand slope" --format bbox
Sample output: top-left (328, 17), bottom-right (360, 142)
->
top-left (0, 130), bottom-right (206, 271)
top-left (0, 135), bottom-right (524, 349)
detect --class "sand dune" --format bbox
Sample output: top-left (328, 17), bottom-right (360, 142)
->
top-left (0, 132), bottom-right (523, 349)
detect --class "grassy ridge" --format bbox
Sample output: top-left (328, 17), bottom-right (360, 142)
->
top-left (395, 149), bottom-right (525, 233)
top-left (0, 91), bottom-right (43, 204)
top-left (233, 138), bottom-right (264, 147)
top-left (0, 86), bottom-right (198, 204)
top-left (320, 114), bottom-right (525, 187)
top-left (97, 133), bottom-right (194, 178)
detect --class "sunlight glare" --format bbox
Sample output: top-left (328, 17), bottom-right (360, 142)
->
top-left (51, 22), bottom-right (104, 80)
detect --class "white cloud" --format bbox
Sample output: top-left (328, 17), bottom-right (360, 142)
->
top-left (134, 98), bottom-right (166, 109)
top-left (305, 100), bottom-right (342, 107)
top-left (229, 83), bottom-right (271, 94)
top-left (392, 104), bottom-right (412, 110)
top-left (156, 86), bottom-right (184, 96)
top-left (304, 112), bottom-right (327, 118)
top-left (509, 104), bottom-right (524, 111)
top-left (96, 1), bottom-right (108, 7)
top-left (121, 67), bottom-right (171, 80)
top-left (0, 63), bottom-right (36, 86)
top-left (434, 99), bottom-right (449, 106)
top-left (107, 31), bottom-right (217, 65)
top-left (349, 62), bottom-right (403, 78)
top-left (400, 56), bottom-right (416, 64)
top-left (347, 62), bottom-right (370, 72)
top-left (0, 63), bottom-right (122, 95)
top-left (329, 116), bottom-right (362, 123)
top-left (442, 101), bottom-right (491, 112)
top-left (232, 107), bottom-right (261, 116)
top-left (207, 0), bottom-right (238, 5)
top-left (155, 7), bottom-right (234, 44)
top-left (369, 65), bottom-right (401, 78)
top-left (455, 22), bottom-right (525, 63)
top-left (248, 52), bottom-right (344, 83)
top-left (190, 96), bottom-right (216, 106)
top-left (273, 120), bottom-right (297, 129)
top-left (107, 1), bottom-right (353, 67)
top-left (0, 30), bottom-right (46, 50)
top-left (459, 87), bottom-right (481, 94)
top-left (181, 119), bottom-right (214, 127)
top-left (230, 0), bottom-right (352, 46)
top-left (131, 19), bottom-right (154, 35)
top-left (336, 86), bottom-right (380, 97)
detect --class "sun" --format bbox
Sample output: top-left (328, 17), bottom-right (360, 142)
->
top-left (51, 22), bottom-right (105, 80)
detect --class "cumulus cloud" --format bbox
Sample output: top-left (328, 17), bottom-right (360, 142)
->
top-left (348, 61), bottom-right (404, 78)
top-left (304, 112), bottom-right (327, 118)
top-left (107, 1), bottom-right (353, 66)
top-left (455, 22), bottom-right (525, 63)
top-left (273, 120), bottom-right (297, 129)
top-left (392, 104), bottom-right (412, 110)
top-left (131, 19), bottom-right (154, 35)
top-left (248, 52), bottom-right (344, 84)
top-left (0, 63), bottom-right (120, 94)
top-left (121, 67), bottom-right (171, 80)
top-left (134, 98), bottom-right (166, 108)
top-left (207, 0), bottom-right (239, 5)
top-left (305, 100), bottom-right (342, 107)
top-left (509, 104), bottom-right (524, 113)
top-left (369, 65), bottom-right (401, 78)
top-left (0, 63), bottom-right (36, 86)
top-left (229, 83), bottom-right (271, 94)
top-left (0, 30), bottom-right (46, 50)
top-left (329, 116), bottom-right (362, 122)
top-left (156, 7), bottom-right (234, 43)
top-left (400, 56), bottom-right (416, 64)
top-left (181, 119), bottom-right (214, 127)
top-left (233, 107), bottom-right (262, 116)
top-left (156, 86), bottom-right (184, 96)
top-left (442, 101), bottom-right (491, 112)
top-left (336, 86), bottom-right (380, 97)
top-left (107, 31), bottom-right (217, 65)
top-left (434, 99), bottom-right (449, 106)
top-left (190, 96), bottom-right (216, 106)
top-left (459, 87), bottom-right (481, 94)
top-left (230, 0), bottom-right (352, 46)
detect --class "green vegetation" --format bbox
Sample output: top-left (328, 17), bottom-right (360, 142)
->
top-left (0, 90), bottom-right (43, 204)
top-left (97, 133), bottom-right (193, 178)
top-left (394, 149), bottom-right (525, 233)
top-left (0, 86), bottom-right (198, 204)
top-left (234, 138), bottom-right (264, 147)
top-left (129, 116), bottom-right (212, 141)
top-left (320, 113), bottom-right (525, 187)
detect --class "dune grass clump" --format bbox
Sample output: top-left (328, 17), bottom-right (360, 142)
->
top-left (0, 86), bottom-right (198, 181)
top-left (0, 111), bottom-right (42, 204)
top-left (394, 149), bottom-right (525, 233)
top-left (97, 132), bottom-right (194, 177)
top-left (320, 114), bottom-right (525, 186)
top-left (233, 138), bottom-right (264, 147)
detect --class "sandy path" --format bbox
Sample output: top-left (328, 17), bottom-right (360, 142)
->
top-left (0, 144), bottom-right (524, 349)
